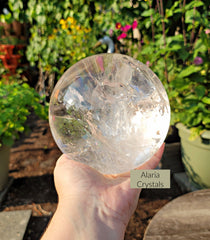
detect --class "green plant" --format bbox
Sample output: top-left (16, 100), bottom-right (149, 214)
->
top-left (0, 36), bottom-right (25, 45)
top-left (166, 1), bottom-right (209, 139)
top-left (9, 0), bottom-right (138, 92)
top-left (0, 75), bottom-right (48, 146)
top-left (0, 8), bottom-right (13, 24)
top-left (24, 0), bottom-right (96, 95)
top-left (0, 0), bottom-right (27, 23)
top-left (169, 56), bottom-right (210, 139)
top-left (8, 0), bottom-right (27, 23)
top-left (0, 60), bottom-right (7, 75)
top-left (132, 0), bottom-right (210, 139)
top-left (27, 16), bottom-right (93, 78)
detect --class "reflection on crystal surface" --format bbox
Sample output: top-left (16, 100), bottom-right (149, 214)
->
top-left (49, 53), bottom-right (170, 174)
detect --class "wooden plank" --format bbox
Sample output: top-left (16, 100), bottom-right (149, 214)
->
top-left (144, 189), bottom-right (210, 240)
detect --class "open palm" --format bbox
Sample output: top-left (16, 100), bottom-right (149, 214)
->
top-left (54, 144), bottom-right (165, 229)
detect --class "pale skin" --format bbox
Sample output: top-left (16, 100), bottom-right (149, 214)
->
top-left (41, 144), bottom-right (165, 240)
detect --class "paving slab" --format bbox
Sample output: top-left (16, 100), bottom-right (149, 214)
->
top-left (0, 210), bottom-right (32, 240)
top-left (144, 189), bottom-right (210, 240)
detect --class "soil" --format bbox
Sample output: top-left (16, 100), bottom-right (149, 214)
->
top-left (0, 114), bottom-right (183, 240)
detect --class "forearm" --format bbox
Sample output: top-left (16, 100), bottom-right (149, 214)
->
top-left (41, 198), bottom-right (126, 240)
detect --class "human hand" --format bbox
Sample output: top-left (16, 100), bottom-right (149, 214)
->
top-left (42, 144), bottom-right (165, 240)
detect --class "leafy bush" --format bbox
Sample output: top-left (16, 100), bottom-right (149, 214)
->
top-left (132, 0), bottom-right (210, 138)
top-left (0, 76), bottom-right (48, 146)
top-left (26, 16), bottom-right (92, 78)
top-left (23, 0), bottom-right (96, 95)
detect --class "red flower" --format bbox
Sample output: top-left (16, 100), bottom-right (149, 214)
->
top-left (116, 22), bottom-right (122, 30)
top-left (117, 32), bottom-right (127, 40)
top-left (132, 20), bottom-right (138, 29)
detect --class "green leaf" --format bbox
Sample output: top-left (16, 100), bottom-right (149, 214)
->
top-left (174, 8), bottom-right (182, 14)
top-left (167, 34), bottom-right (184, 44)
top-left (193, 39), bottom-right (208, 57)
top-left (203, 117), bottom-right (210, 125)
top-left (37, 15), bottom-right (46, 24)
top-left (184, 94), bottom-right (198, 101)
top-left (17, 126), bottom-right (24, 132)
top-left (185, 0), bottom-right (204, 11)
top-left (169, 44), bottom-right (182, 51)
top-left (170, 77), bottom-right (189, 89)
top-left (2, 137), bottom-right (14, 147)
top-left (145, 19), bottom-right (151, 29)
top-left (55, 12), bottom-right (62, 21)
top-left (166, 8), bottom-right (173, 18)
top-left (202, 97), bottom-right (210, 105)
top-left (36, 4), bottom-right (42, 15)
top-left (190, 74), bottom-right (205, 83)
top-left (141, 9), bottom-right (155, 17)
top-left (187, 112), bottom-right (203, 127)
top-left (178, 65), bottom-right (198, 78)
top-left (168, 90), bottom-right (178, 98)
top-left (189, 126), bottom-right (203, 140)
top-left (195, 85), bottom-right (206, 98)
top-left (185, 9), bottom-right (195, 23)
top-left (177, 49), bottom-right (189, 61)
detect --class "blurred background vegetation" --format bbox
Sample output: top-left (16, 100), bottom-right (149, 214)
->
top-left (0, 0), bottom-right (209, 138)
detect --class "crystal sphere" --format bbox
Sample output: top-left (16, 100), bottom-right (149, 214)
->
top-left (49, 54), bottom-right (170, 174)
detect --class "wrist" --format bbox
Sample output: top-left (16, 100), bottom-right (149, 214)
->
top-left (57, 196), bottom-right (126, 240)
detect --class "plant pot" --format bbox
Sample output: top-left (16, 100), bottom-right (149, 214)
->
top-left (0, 44), bottom-right (15, 55)
top-left (9, 55), bottom-right (21, 66)
top-left (0, 54), bottom-right (21, 73)
top-left (0, 54), bottom-right (10, 67)
top-left (0, 57), bottom-right (20, 75)
top-left (177, 123), bottom-right (210, 189)
top-left (0, 145), bottom-right (10, 191)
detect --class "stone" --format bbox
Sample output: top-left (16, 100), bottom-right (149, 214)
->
top-left (0, 210), bottom-right (31, 240)
top-left (49, 53), bottom-right (170, 174)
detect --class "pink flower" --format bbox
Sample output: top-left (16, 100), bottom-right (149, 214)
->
top-left (193, 56), bottom-right (203, 65)
top-left (109, 29), bottom-right (113, 37)
top-left (132, 20), bottom-right (138, 30)
top-left (205, 29), bottom-right (210, 34)
top-left (117, 32), bottom-right (127, 41)
top-left (146, 61), bottom-right (150, 67)
top-left (121, 24), bottom-right (132, 32)
top-left (116, 22), bottom-right (122, 30)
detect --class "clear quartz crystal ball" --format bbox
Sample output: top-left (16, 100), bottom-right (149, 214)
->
top-left (49, 54), bottom-right (170, 174)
